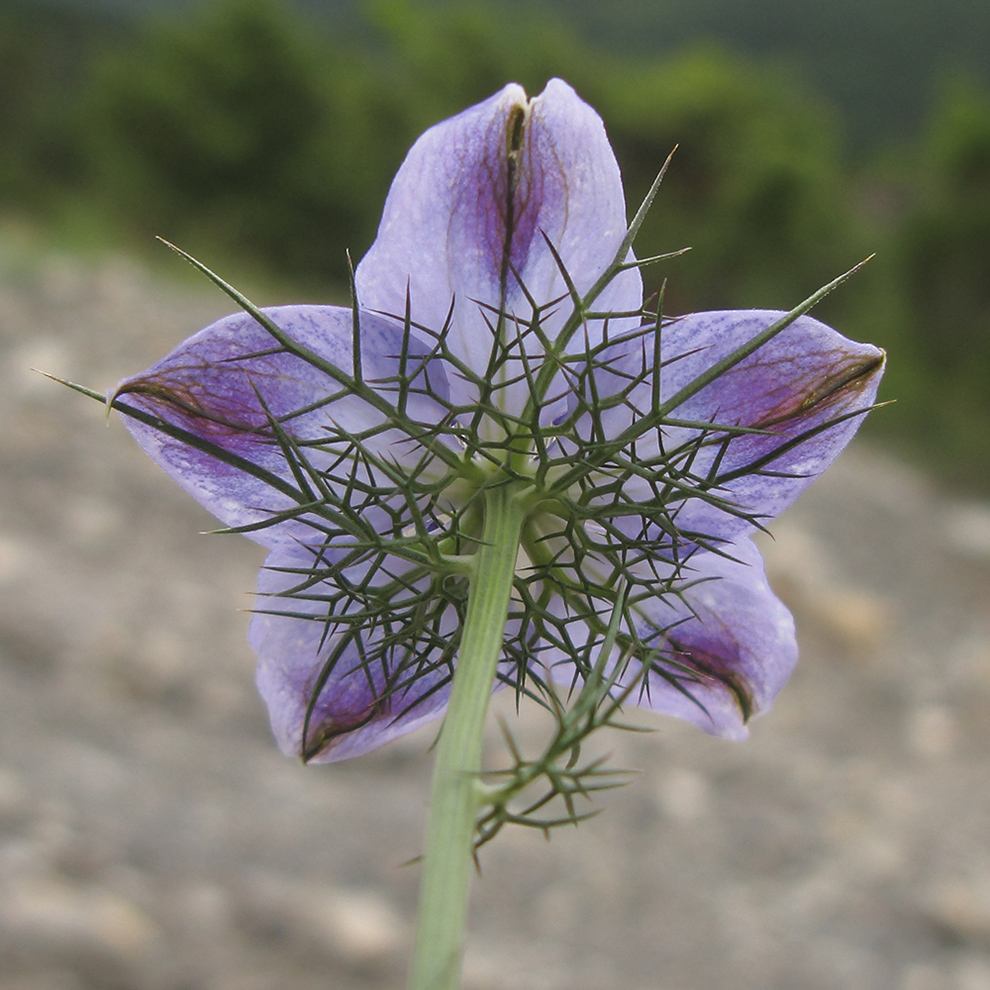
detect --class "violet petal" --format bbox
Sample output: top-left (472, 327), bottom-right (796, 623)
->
top-left (355, 79), bottom-right (642, 411)
top-left (587, 310), bottom-right (884, 546)
top-left (252, 546), bottom-right (460, 762)
top-left (114, 305), bottom-right (451, 551)
top-left (625, 537), bottom-right (796, 738)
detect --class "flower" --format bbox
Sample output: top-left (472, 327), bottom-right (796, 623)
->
top-left (112, 79), bottom-right (884, 763)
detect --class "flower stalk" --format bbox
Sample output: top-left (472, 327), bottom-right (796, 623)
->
top-left (410, 482), bottom-right (527, 990)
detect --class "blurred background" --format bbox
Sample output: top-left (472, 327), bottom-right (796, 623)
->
top-left (2, 0), bottom-right (989, 486)
top-left (1, 1), bottom-right (990, 989)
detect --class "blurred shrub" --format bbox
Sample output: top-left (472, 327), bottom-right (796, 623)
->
top-left (80, 0), bottom-right (860, 311)
top-left (860, 78), bottom-right (990, 485)
top-left (82, 0), bottom-right (412, 280)
top-left (590, 47), bottom-right (863, 315)
top-left (901, 78), bottom-right (990, 373)
top-left (0, 1), bottom-right (116, 208)
top-left (6, 0), bottom-right (988, 486)
top-left (80, 0), bottom-right (594, 281)
top-left (366, 0), bottom-right (592, 124)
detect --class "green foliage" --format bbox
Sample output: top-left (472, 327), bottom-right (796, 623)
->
top-left (3, 0), bottom-right (990, 489)
top-left (591, 47), bottom-right (860, 315)
top-left (367, 0), bottom-right (592, 122)
top-left (858, 78), bottom-right (990, 487)
top-left (76, 0), bottom-right (599, 280)
top-left (526, 0), bottom-right (990, 148)
top-left (0, 1), bottom-right (119, 206)
top-left (77, 0), bottom-right (856, 311)
top-left (902, 79), bottom-right (990, 372)
top-left (81, 0), bottom-right (410, 279)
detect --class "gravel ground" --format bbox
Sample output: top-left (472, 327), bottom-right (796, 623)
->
top-left (2, 248), bottom-right (990, 990)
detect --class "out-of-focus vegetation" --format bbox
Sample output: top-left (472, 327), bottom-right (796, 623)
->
top-left (525, 0), bottom-right (990, 147)
top-left (2, 0), bottom-right (988, 490)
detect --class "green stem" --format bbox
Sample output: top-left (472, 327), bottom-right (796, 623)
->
top-left (409, 482), bottom-right (526, 990)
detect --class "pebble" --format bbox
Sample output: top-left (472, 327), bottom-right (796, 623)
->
top-left (901, 962), bottom-right (951, 990)
top-left (907, 704), bottom-right (958, 759)
top-left (0, 532), bottom-right (28, 586)
top-left (955, 956), bottom-right (990, 990)
top-left (0, 876), bottom-right (161, 962)
top-left (242, 876), bottom-right (407, 964)
top-left (943, 502), bottom-right (990, 563)
top-left (0, 766), bottom-right (30, 825)
top-left (300, 886), bottom-right (407, 962)
top-left (758, 519), bottom-right (889, 652)
top-left (926, 879), bottom-right (990, 947)
top-left (655, 767), bottom-right (712, 823)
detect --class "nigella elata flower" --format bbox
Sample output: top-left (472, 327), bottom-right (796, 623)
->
top-left (108, 80), bottom-right (884, 763)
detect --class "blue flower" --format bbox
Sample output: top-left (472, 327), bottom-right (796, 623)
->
top-left (112, 80), bottom-right (884, 762)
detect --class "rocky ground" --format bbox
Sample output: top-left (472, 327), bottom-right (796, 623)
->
top-left (2, 248), bottom-right (990, 990)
